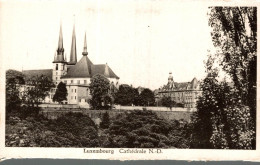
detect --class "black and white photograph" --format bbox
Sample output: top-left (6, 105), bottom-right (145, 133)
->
top-left (0, 0), bottom-right (259, 161)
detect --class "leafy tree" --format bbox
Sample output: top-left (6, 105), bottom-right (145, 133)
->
top-left (139, 88), bottom-right (155, 106)
top-left (161, 96), bottom-right (175, 110)
top-left (100, 112), bottom-right (110, 129)
top-left (104, 110), bottom-right (172, 148)
top-left (89, 74), bottom-right (111, 109)
top-left (53, 82), bottom-right (67, 104)
top-left (191, 7), bottom-right (256, 149)
top-left (6, 69), bottom-right (25, 113)
top-left (208, 7), bottom-right (256, 130)
top-left (6, 112), bottom-right (99, 147)
top-left (23, 75), bottom-right (54, 108)
top-left (115, 84), bottom-right (136, 106)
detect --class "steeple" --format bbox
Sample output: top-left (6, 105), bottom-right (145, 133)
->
top-left (69, 24), bottom-right (77, 65)
top-left (82, 32), bottom-right (88, 56)
top-left (54, 24), bottom-right (65, 63)
top-left (104, 63), bottom-right (110, 77)
top-left (58, 24), bottom-right (63, 50)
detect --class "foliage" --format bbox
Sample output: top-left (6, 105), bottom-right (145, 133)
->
top-left (168, 119), bottom-right (191, 148)
top-left (23, 75), bottom-right (54, 108)
top-left (139, 88), bottom-right (155, 106)
top-left (191, 61), bottom-right (254, 149)
top-left (101, 110), bottom-right (190, 148)
top-left (204, 7), bottom-right (256, 149)
top-left (53, 82), bottom-right (68, 104)
top-left (6, 112), bottom-right (99, 147)
top-left (100, 112), bottom-right (110, 129)
top-left (6, 69), bottom-right (25, 113)
top-left (161, 96), bottom-right (176, 110)
top-left (114, 84), bottom-right (136, 106)
top-left (89, 74), bottom-right (111, 109)
top-left (104, 110), bottom-right (171, 148)
top-left (208, 7), bottom-right (256, 129)
top-left (191, 7), bottom-right (256, 150)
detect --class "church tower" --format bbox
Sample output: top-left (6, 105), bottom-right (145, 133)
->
top-left (53, 24), bottom-right (67, 85)
top-left (67, 24), bottom-right (77, 68)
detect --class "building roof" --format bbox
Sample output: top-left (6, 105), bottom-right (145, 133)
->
top-left (91, 64), bottom-right (119, 79)
top-left (61, 56), bottom-right (119, 79)
top-left (160, 77), bottom-right (200, 92)
top-left (62, 55), bottom-right (92, 78)
top-left (22, 69), bottom-right (52, 81)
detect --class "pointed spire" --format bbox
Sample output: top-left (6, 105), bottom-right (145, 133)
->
top-left (69, 23), bottom-right (77, 65)
top-left (82, 32), bottom-right (88, 56)
top-left (54, 24), bottom-right (65, 63)
top-left (104, 63), bottom-right (110, 77)
top-left (58, 24), bottom-right (63, 52)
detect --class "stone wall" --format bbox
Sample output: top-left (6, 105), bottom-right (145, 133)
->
top-left (40, 108), bottom-right (193, 123)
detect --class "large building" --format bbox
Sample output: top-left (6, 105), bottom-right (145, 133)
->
top-left (155, 72), bottom-right (202, 108)
top-left (22, 24), bottom-right (119, 107)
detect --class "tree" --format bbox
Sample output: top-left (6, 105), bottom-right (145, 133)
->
top-left (161, 96), bottom-right (175, 110)
top-left (114, 84), bottom-right (136, 106)
top-left (203, 7), bottom-right (257, 149)
top-left (100, 112), bottom-right (110, 129)
top-left (89, 74), bottom-right (111, 110)
top-left (53, 82), bottom-right (68, 104)
top-left (6, 69), bottom-right (25, 113)
top-left (191, 7), bottom-right (256, 149)
top-left (24, 75), bottom-right (54, 108)
top-left (139, 88), bottom-right (155, 106)
top-left (105, 110), bottom-right (172, 148)
top-left (208, 7), bottom-right (256, 128)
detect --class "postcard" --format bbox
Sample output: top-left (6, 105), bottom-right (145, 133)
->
top-left (0, 0), bottom-right (259, 161)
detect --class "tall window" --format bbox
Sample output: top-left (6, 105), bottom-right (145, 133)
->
top-left (71, 80), bottom-right (73, 84)
top-left (75, 96), bottom-right (76, 100)
top-left (56, 64), bottom-right (58, 70)
top-left (84, 80), bottom-right (87, 84)
top-left (77, 80), bottom-right (80, 84)
top-left (64, 80), bottom-right (67, 84)
top-left (75, 89), bottom-right (76, 93)
top-left (71, 89), bottom-right (73, 92)
top-left (62, 65), bottom-right (64, 70)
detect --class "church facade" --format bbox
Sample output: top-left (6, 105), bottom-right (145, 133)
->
top-left (22, 25), bottom-right (119, 107)
top-left (155, 72), bottom-right (202, 108)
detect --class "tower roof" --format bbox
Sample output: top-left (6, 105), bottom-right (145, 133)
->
top-left (104, 63), bottom-right (109, 77)
top-left (53, 24), bottom-right (65, 63)
top-left (58, 24), bottom-right (63, 50)
top-left (82, 32), bottom-right (88, 56)
top-left (68, 24), bottom-right (77, 65)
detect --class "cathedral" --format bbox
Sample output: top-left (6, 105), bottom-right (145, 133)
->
top-left (22, 24), bottom-right (119, 107)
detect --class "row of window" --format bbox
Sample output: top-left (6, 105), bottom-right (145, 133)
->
top-left (63, 80), bottom-right (88, 84)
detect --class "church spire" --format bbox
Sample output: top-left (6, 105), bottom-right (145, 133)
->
top-left (82, 32), bottom-right (88, 56)
top-left (54, 24), bottom-right (65, 63)
top-left (104, 63), bottom-right (110, 77)
top-left (69, 24), bottom-right (77, 65)
top-left (57, 24), bottom-right (64, 55)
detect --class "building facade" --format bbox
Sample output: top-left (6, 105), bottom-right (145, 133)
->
top-left (155, 72), bottom-right (202, 108)
top-left (22, 24), bottom-right (119, 107)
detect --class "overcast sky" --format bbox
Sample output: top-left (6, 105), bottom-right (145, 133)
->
top-left (0, 0), bottom-right (215, 90)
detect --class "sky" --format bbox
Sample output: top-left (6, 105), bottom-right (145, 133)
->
top-left (0, 0), bottom-right (215, 90)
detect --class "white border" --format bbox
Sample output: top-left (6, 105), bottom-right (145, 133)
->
top-left (0, 0), bottom-right (260, 161)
